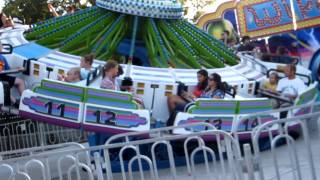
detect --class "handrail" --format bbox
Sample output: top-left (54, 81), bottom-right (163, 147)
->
top-left (0, 123), bottom-right (233, 164)
top-left (23, 58), bottom-right (37, 76)
top-left (0, 43), bottom-right (13, 54)
top-left (238, 52), bottom-right (268, 75)
top-left (0, 58), bottom-right (35, 76)
top-left (86, 65), bottom-right (103, 86)
top-left (223, 82), bottom-right (237, 98)
top-left (261, 52), bottom-right (300, 65)
top-left (257, 88), bottom-right (294, 104)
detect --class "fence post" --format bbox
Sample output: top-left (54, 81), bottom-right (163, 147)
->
top-left (244, 144), bottom-right (255, 180)
top-left (94, 152), bottom-right (104, 180)
top-left (37, 123), bottom-right (46, 148)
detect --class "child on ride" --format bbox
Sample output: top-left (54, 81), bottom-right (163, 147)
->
top-left (262, 72), bottom-right (279, 93)
top-left (120, 77), bottom-right (144, 109)
top-left (58, 67), bottom-right (81, 83)
top-left (100, 60), bottom-right (119, 90)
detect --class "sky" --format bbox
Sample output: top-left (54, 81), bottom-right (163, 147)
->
top-left (0, 0), bottom-right (4, 11)
top-left (0, 0), bottom-right (233, 14)
top-left (184, 0), bottom-right (233, 20)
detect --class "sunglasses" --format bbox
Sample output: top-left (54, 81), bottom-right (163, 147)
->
top-left (209, 78), bottom-right (215, 81)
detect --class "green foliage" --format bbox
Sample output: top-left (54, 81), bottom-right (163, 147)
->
top-left (3, 0), bottom-right (51, 24)
top-left (2, 0), bottom-right (95, 24)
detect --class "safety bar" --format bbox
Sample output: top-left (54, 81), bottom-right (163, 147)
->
top-left (86, 65), bottom-right (103, 86)
top-left (0, 44), bottom-right (13, 54)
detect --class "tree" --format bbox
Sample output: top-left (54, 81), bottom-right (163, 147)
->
top-left (190, 0), bottom-right (214, 21)
top-left (178, 0), bottom-right (215, 22)
top-left (2, 0), bottom-right (95, 24)
top-left (3, 0), bottom-right (51, 24)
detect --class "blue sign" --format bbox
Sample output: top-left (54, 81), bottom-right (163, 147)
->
top-left (238, 0), bottom-right (320, 37)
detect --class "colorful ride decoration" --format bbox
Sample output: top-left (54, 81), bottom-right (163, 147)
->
top-left (197, 0), bottom-right (320, 77)
top-left (173, 98), bottom-right (276, 135)
top-left (20, 79), bottom-right (317, 136)
top-left (206, 19), bottom-right (237, 42)
top-left (237, 0), bottom-right (320, 38)
top-left (173, 82), bottom-right (318, 137)
top-left (24, 0), bottom-right (239, 69)
top-left (198, 0), bottom-right (320, 39)
top-left (19, 79), bottom-right (151, 133)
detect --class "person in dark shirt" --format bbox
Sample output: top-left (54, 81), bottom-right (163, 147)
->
top-left (0, 43), bottom-right (26, 105)
top-left (238, 36), bottom-right (255, 52)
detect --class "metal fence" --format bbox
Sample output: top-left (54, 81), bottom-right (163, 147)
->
top-left (234, 102), bottom-right (320, 180)
top-left (0, 103), bottom-right (319, 180)
top-left (0, 123), bottom-right (245, 180)
top-left (250, 112), bottom-right (320, 180)
top-left (0, 118), bottom-right (88, 155)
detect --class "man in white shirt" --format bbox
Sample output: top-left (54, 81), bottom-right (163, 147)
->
top-left (277, 64), bottom-right (306, 100)
top-left (277, 64), bottom-right (306, 118)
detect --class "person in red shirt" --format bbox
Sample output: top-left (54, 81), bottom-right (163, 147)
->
top-left (167, 69), bottom-right (208, 113)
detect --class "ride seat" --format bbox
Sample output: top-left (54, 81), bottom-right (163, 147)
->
top-left (33, 79), bottom-right (85, 102)
top-left (290, 82), bottom-right (318, 117)
top-left (187, 99), bottom-right (238, 114)
top-left (85, 87), bottom-right (139, 109)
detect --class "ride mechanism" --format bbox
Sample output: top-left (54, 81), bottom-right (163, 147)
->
top-left (0, 0), bottom-right (318, 152)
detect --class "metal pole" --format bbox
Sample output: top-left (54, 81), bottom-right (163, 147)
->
top-left (244, 144), bottom-right (255, 180)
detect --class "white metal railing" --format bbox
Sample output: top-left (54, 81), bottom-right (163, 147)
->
top-left (0, 142), bottom-right (90, 180)
top-left (233, 101), bottom-right (319, 142)
top-left (0, 103), bottom-right (319, 180)
top-left (0, 123), bottom-right (244, 180)
top-left (250, 111), bottom-right (320, 180)
top-left (0, 119), bottom-right (88, 154)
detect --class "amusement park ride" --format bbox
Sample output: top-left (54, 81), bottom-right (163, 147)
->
top-left (0, 0), bottom-right (319, 178)
top-left (0, 0), bottom-right (318, 138)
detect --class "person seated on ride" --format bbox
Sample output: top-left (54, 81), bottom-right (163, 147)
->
top-left (220, 30), bottom-right (236, 47)
top-left (262, 72), bottom-right (279, 93)
top-left (0, 42), bottom-right (25, 106)
top-left (0, 12), bottom-right (14, 28)
top-left (58, 67), bottom-right (81, 83)
top-left (167, 73), bottom-right (225, 126)
top-left (100, 60), bottom-right (119, 90)
top-left (276, 46), bottom-right (289, 56)
top-left (289, 42), bottom-right (300, 57)
top-left (80, 54), bottom-right (94, 80)
top-left (120, 77), bottom-right (144, 108)
top-left (237, 36), bottom-right (255, 52)
top-left (91, 60), bottom-right (119, 146)
top-left (167, 69), bottom-right (208, 114)
top-left (199, 73), bottom-right (225, 99)
top-left (260, 72), bottom-right (279, 108)
top-left (66, 5), bottom-right (76, 14)
top-left (277, 64), bottom-right (306, 100)
top-left (270, 46), bottom-right (293, 64)
top-left (277, 64), bottom-right (306, 118)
